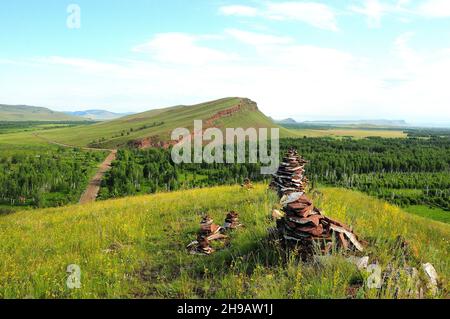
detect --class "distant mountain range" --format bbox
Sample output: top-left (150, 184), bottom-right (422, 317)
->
top-left (302, 119), bottom-right (408, 126)
top-left (274, 118), bottom-right (408, 127)
top-left (0, 104), bottom-right (133, 122)
top-left (0, 103), bottom-right (412, 128)
top-left (0, 104), bottom-right (87, 121)
top-left (64, 110), bottom-right (134, 121)
top-left (275, 118), bottom-right (298, 124)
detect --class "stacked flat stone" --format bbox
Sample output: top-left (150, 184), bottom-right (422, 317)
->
top-left (223, 211), bottom-right (242, 230)
top-left (188, 215), bottom-right (224, 255)
top-left (195, 234), bottom-right (214, 255)
top-left (271, 148), bottom-right (309, 197)
top-left (241, 178), bottom-right (253, 189)
top-left (272, 149), bottom-right (364, 255)
top-left (200, 215), bottom-right (222, 235)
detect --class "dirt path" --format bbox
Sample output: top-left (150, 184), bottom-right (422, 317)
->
top-left (33, 133), bottom-right (117, 204)
top-left (79, 150), bottom-right (117, 204)
top-left (33, 133), bottom-right (113, 152)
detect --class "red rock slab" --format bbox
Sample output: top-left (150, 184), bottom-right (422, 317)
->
top-left (295, 224), bottom-right (324, 237)
top-left (287, 214), bottom-right (323, 226)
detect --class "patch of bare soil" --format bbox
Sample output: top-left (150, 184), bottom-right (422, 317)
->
top-left (79, 150), bottom-right (117, 204)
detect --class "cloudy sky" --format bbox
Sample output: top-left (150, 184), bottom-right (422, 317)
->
top-left (1, 0), bottom-right (450, 124)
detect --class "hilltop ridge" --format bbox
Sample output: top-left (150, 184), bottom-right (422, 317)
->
top-left (0, 104), bottom-right (87, 121)
top-left (38, 97), bottom-right (291, 149)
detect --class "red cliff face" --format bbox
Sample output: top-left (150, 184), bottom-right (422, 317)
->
top-left (204, 99), bottom-right (258, 127)
top-left (131, 98), bottom-right (259, 149)
top-left (129, 136), bottom-right (178, 149)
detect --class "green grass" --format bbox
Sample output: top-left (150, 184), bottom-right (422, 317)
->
top-left (0, 122), bottom-right (92, 135)
top-left (0, 130), bottom-right (50, 146)
top-left (385, 189), bottom-right (423, 196)
top-left (177, 172), bottom-right (208, 182)
top-left (405, 205), bottom-right (449, 224)
top-left (0, 184), bottom-right (448, 299)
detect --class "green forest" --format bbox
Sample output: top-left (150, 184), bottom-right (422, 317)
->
top-left (99, 136), bottom-right (450, 213)
top-left (0, 147), bottom-right (105, 212)
top-left (1, 122), bottom-right (449, 218)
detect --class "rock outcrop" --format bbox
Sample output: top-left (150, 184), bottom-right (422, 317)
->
top-left (131, 98), bottom-right (260, 149)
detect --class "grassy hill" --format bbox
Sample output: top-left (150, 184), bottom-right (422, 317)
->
top-left (37, 97), bottom-right (295, 149)
top-left (0, 104), bottom-right (86, 121)
top-left (0, 184), bottom-right (447, 299)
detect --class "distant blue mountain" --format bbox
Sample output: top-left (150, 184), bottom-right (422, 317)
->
top-left (65, 109), bottom-right (134, 121)
top-left (302, 119), bottom-right (408, 126)
top-left (275, 118), bottom-right (298, 124)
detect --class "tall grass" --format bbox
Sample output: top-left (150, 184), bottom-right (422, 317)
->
top-left (0, 185), bottom-right (448, 298)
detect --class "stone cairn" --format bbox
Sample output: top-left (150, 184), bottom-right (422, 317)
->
top-left (187, 215), bottom-right (224, 255)
top-left (241, 178), bottom-right (253, 190)
top-left (223, 211), bottom-right (243, 230)
top-left (271, 148), bottom-right (364, 257)
top-left (187, 212), bottom-right (243, 255)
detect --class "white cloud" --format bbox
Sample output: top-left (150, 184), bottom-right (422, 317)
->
top-left (397, 0), bottom-right (411, 5)
top-left (374, 32), bottom-right (450, 122)
top-left (219, 5), bottom-right (258, 17)
top-left (225, 28), bottom-right (294, 46)
top-left (350, 0), bottom-right (450, 27)
top-left (39, 56), bottom-right (125, 74)
top-left (418, 0), bottom-right (450, 17)
top-left (220, 1), bottom-right (450, 32)
top-left (219, 2), bottom-right (339, 31)
top-left (393, 32), bottom-right (422, 70)
top-left (349, 0), bottom-right (406, 28)
top-left (350, 0), bottom-right (384, 28)
top-left (265, 2), bottom-right (338, 31)
top-left (133, 33), bottom-right (238, 65)
top-left (2, 28), bottom-right (450, 122)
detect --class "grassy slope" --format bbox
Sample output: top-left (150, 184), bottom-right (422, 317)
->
top-left (405, 205), bottom-right (450, 224)
top-left (0, 131), bottom-right (55, 154)
top-left (0, 185), bottom-right (448, 299)
top-left (0, 105), bottom-right (85, 121)
top-left (37, 98), bottom-right (295, 148)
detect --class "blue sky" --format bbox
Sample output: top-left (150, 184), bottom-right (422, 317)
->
top-left (1, 0), bottom-right (450, 124)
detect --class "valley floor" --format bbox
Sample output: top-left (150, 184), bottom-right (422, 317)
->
top-left (0, 184), bottom-right (448, 299)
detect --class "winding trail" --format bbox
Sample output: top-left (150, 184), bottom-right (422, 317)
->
top-left (33, 133), bottom-right (117, 204)
top-left (79, 150), bottom-right (117, 204)
top-left (33, 133), bottom-right (113, 152)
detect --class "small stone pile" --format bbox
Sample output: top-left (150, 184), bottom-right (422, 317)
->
top-left (223, 211), bottom-right (242, 230)
top-left (195, 234), bottom-right (214, 255)
top-left (271, 149), bottom-right (364, 256)
top-left (241, 178), bottom-right (253, 189)
top-left (187, 212), bottom-right (243, 255)
top-left (200, 215), bottom-right (222, 235)
top-left (188, 215), bottom-right (225, 255)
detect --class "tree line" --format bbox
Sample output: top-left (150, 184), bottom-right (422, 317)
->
top-left (0, 147), bottom-right (105, 209)
top-left (100, 136), bottom-right (450, 211)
